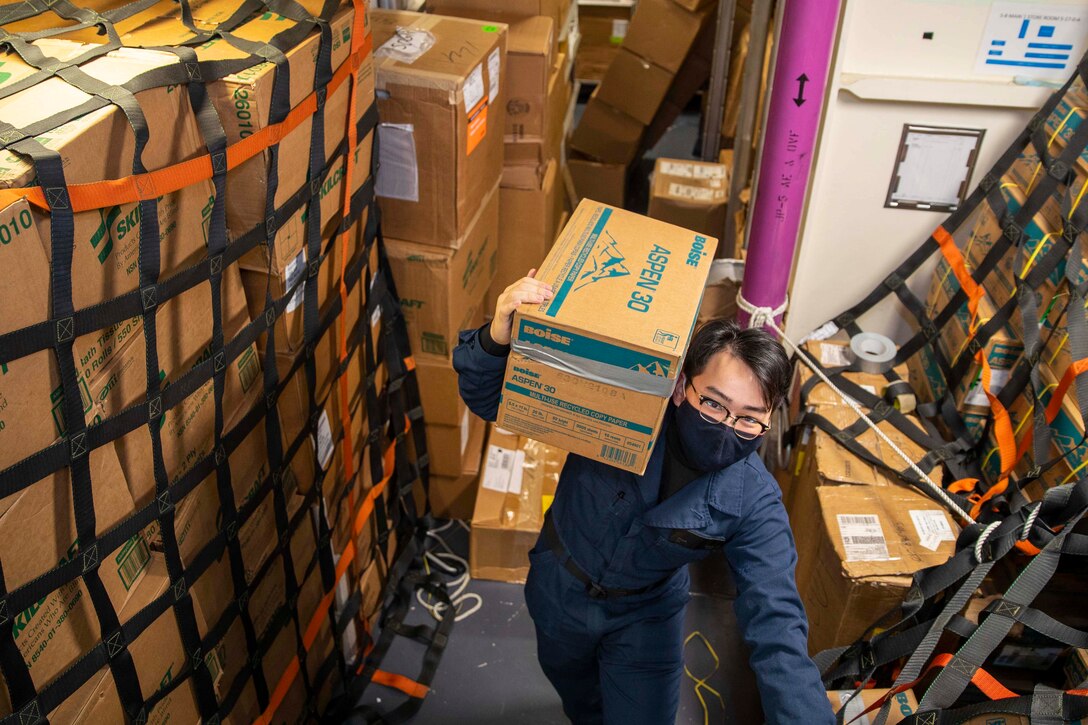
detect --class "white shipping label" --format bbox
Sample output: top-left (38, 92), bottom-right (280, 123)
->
top-left (376, 27), bottom-right (435, 64)
top-left (509, 450), bottom-right (526, 495)
top-left (464, 63), bottom-right (486, 113)
top-left (487, 49), bottom-right (501, 104)
top-left (819, 343), bottom-right (853, 367)
top-left (963, 367), bottom-right (1011, 408)
top-left (285, 251), bottom-right (306, 313)
top-left (610, 19), bottom-right (628, 42)
top-left (482, 445), bottom-right (516, 493)
top-left (376, 124), bottom-right (419, 202)
top-left (315, 409), bottom-right (334, 471)
top-left (660, 161), bottom-right (727, 180)
top-left (667, 182), bottom-right (717, 202)
top-left (836, 692), bottom-right (870, 725)
top-left (459, 409), bottom-right (471, 456)
top-left (837, 514), bottom-right (891, 562)
top-left (910, 509), bottom-right (955, 551)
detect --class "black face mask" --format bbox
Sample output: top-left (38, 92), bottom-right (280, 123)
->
top-left (674, 399), bottom-right (762, 472)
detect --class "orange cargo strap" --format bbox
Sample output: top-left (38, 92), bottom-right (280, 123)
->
top-left (844, 653), bottom-right (1018, 725)
top-left (255, 433), bottom-right (425, 724)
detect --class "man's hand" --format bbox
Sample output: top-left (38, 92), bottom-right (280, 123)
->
top-left (490, 269), bottom-right (553, 346)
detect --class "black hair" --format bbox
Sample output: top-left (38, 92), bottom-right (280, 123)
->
top-left (682, 319), bottom-right (791, 410)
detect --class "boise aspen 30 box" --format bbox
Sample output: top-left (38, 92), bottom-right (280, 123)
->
top-left (496, 200), bottom-right (717, 474)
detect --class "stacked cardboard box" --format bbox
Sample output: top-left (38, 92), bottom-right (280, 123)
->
top-left (0, 5), bottom-right (386, 721)
top-left (784, 344), bottom-right (956, 654)
top-left (420, 1), bottom-right (575, 320)
top-left (573, 0), bottom-right (635, 82)
top-left (647, 157), bottom-right (730, 239)
top-left (568, 0), bottom-right (716, 206)
top-left (470, 425), bottom-right (567, 582)
top-left (826, 689), bottom-right (920, 725)
top-left (374, 9), bottom-right (507, 514)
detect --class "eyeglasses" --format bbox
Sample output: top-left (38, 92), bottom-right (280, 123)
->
top-left (688, 382), bottom-right (770, 441)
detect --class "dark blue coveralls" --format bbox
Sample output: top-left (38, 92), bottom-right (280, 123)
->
top-left (453, 327), bottom-right (835, 724)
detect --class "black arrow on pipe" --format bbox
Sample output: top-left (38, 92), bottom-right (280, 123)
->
top-left (793, 73), bottom-right (809, 106)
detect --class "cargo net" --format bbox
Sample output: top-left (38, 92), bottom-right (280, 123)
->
top-left (799, 52), bottom-right (1088, 722)
top-left (0, 1), bottom-right (449, 723)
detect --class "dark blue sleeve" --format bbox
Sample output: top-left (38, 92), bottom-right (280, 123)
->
top-left (452, 325), bottom-right (508, 422)
top-left (725, 473), bottom-right (835, 725)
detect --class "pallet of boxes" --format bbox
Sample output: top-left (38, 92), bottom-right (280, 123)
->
top-left (784, 341), bottom-right (959, 657)
top-left (374, 10), bottom-right (508, 519)
top-left (0, 2), bottom-right (425, 721)
top-left (568, 0), bottom-right (716, 207)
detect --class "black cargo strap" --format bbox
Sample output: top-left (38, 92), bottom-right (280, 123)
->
top-left (543, 512), bottom-right (668, 599)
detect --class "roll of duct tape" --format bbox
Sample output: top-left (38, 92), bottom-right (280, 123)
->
top-left (849, 332), bottom-right (897, 374)
top-left (883, 380), bottom-right (917, 415)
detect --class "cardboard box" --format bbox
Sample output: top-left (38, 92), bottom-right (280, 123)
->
top-left (671, 0), bottom-right (716, 11)
top-left (496, 201), bottom-right (716, 473)
top-left (428, 0), bottom-right (571, 42)
top-left (826, 689), bottom-right (920, 725)
top-left (505, 51), bottom-right (572, 168)
top-left (0, 43), bottom-right (217, 469)
top-left (0, 441), bottom-right (149, 707)
top-left (240, 210), bottom-right (368, 360)
top-left (83, 266), bottom-right (262, 507)
top-left (502, 16), bottom-right (556, 140)
top-left (202, 6), bottom-right (369, 240)
top-left (570, 88), bottom-right (644, 164)
top-left (567, 151), bottom-right (628, 207)
top-left (386, 183), bottom-right (500, 361)
top-left (470, 426), bottom-right (567, 582)
top-left (597, 48), bottom-right (674, 125)
top-left (428, 414), bottom-right (487, 520)
top-left (1066, 648), bottom-right (1088, 689)
top-left (574, 3), bottom-right (634, 81)
top-left (696, 259), bottom-right (742, 326)
top-left (416, 357), bottom-right (469, 428)
top-left (648, 157), bottom-right (729, 238)
top-left (372, 10), bottom-right (507, 247)
top-left (623, 0), bottom-right (712, 74)
top-left (800, 485), bottom-right (958, 654)
top-left (428, 409), bottom-right (486, 478)
top-left (48, 556), bottom-right (222, 725)
top-left (488, 159), bottom-right (563, 311)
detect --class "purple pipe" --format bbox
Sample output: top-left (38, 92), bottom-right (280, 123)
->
top-left (738, 0), bottom-right (841, 328)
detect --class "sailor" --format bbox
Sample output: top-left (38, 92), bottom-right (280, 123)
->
top-left (453, 271), bottom-right (835, 724)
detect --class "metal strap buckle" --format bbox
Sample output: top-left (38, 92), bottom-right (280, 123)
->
top-left (586, 582), bottom-right (608, 600)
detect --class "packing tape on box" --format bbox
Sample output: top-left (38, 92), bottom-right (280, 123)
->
top-left (511, 339), bottom-right (678, 397)
top-left (848, 332), bottom-right (897, 374)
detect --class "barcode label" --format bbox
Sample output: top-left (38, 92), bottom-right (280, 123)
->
top-left (464, 63), bottom-right (485, 113)
top-left (836, 514), bottom-right (891, 562)
top-left (315, 409), bottom-right (334, 470)
top-left (487, 48), bottom-right (501, 104)
top-left (118, 535), bottom-right (151, 590)
top-left (482, 445), bottom-right (516, 493)
top-left (667, 182), bottom-right (719, 202)
top-left (600, 444), bottom-right (636, 468)
top-left (285, 251), bottom-right (306, 313)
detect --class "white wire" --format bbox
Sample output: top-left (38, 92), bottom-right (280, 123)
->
top-left (737, 292), bottom-right (977, 526)
top-left (417, 529), bottom-right (483, 622)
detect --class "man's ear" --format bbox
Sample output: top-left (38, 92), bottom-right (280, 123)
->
top-left (672, 372), bottom-right (687, 406)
